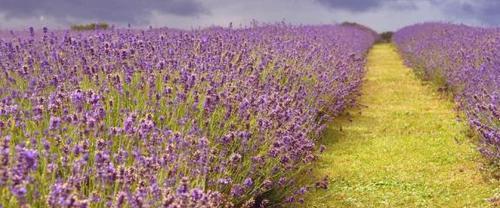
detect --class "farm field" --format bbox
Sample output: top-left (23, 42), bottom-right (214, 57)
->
top-left (304, 44), bottom-right (499, 207)
top-left (3, 0), bottom-right (500, 206)
top-left (394, 23), bottom-right (500, 161)
top-left (0, 21), bottom-right (498, 208)
top-left (0, 25), bottom-right (376, 207)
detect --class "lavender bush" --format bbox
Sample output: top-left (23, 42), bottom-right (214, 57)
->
top-left (0, 24), bottom-right (375, 207)
top-left (394, 23), bottom-right (500, 162)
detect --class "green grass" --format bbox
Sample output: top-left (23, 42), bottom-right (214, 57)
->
top-left (304, 44), bottom-right (499, 207)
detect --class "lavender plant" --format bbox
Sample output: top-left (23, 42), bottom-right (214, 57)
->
top-left (394, 23), bottom-right (500, 162)
top-left (0, 24), bottom-right (375, 207)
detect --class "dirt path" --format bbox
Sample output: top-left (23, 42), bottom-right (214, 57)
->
top-left (304, 44), bottom-right (498, 207)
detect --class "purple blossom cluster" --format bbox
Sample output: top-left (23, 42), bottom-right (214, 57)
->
top-left (394, 23), bottom-right (500, 162)
top-left (0, 24), bottom-right (375, 207)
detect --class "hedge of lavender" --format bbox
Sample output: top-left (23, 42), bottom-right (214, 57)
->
top-left (0, 25), bottom-right (375, 207)
top-left (394, 23), bottom-right (500, 162)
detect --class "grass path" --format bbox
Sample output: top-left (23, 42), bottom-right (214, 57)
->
top-left (304, 44), bottom-right (499, 207)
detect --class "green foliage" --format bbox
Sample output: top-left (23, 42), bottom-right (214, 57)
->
top-left (341, 22), bottom-right (379, 38)
top-left (70, 22), bottom-right (109, 31)
top-left (377, 31), bottom-right (393, 43)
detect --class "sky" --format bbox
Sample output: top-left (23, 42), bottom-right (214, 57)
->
top-left (0, 0), bottom-right (499, 32)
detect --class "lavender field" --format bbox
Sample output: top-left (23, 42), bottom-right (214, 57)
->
top-left (0, 7), bottom-right (499, 206)
top-left (0, 25), bottom-right (377, 207)
top-left (394, 23), bottom-right (500, 162)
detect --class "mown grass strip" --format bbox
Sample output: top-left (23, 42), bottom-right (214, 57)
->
top-left (305, 44), bottom-right (499, 207)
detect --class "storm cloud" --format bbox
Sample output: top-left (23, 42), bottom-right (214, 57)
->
top-left (0, 0), bottom-right (498, 31)
top-left (0, 0), bottom-right (207, 24)
top-left (315, 0), bottom-right (417, 12)
top-left (316, 0), bottom-right (383, 12)
top-left (440, 0), bottom-right (500, 25)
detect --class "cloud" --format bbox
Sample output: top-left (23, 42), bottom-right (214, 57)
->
top-left (315, 0), bottom-right (381, 12)
top-left (315, 0), bottom-right (417, 12)
top-left (0, 0), bottom-right (498, 31)
top-left (0, 0), bottom-right (207, 25)
top-left (455, 0), bottom-right (500, 25)
top-left (428, 0), bottom-right (500, 25)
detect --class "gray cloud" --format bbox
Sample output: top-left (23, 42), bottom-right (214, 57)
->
top-left (315, 0), bottom-right (417, 12)
top-left (0, 0), bottom-right (207, 24)
top-left (0, 0), bottom-right (498, 31)
top-left (454, 0), bottom-right (500, 25)
top-left (315, 0), bottom-right (382, 12)
top-left (423, 0), bottom-right (500, 25)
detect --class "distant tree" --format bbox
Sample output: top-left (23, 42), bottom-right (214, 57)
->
top-left (340, 22), bottom-right (378, 38)
top-left (378, 31), bottom-right (394, 43)
top-left (71, 22), bottom-right (109, 31)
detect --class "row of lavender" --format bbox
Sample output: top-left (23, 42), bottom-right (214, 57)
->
top-left (394, 23), bottom-right (499, 162)
top-left (0, 25), bottom-right (376, 207)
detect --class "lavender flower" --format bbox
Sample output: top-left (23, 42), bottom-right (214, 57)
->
top-left (49, 116), bottom-right (62, 130)
top-left (0, 24), bottom-right (375, 206)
